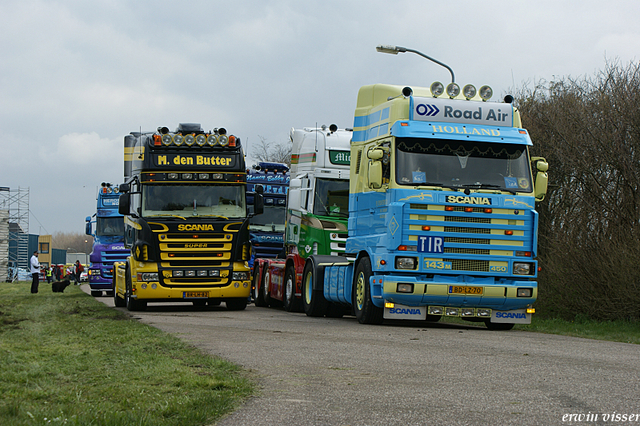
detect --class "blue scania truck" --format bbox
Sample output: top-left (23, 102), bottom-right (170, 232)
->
top-left (300, 80), bottom-right (549, 329)
top-left (85, 182), bottom-right (128, 297)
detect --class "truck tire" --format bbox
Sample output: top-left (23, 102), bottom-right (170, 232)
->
top-left (125, 269), bottom-right (146, 311)
top-left (353, 257), bottom-right (383, 324)
top-left (283, 265), bottom-right (300, 312)
top-left (226, 298), bottom-right (248, 311)
top-left (113, 278), bottom-right (126, 307)
top-left (91, 290), bottom-right (102, 298)
top-left (484, 321), bottom-right (515, 331)
top-left (253, 269), bottom-right (268, 307)
top-left (262, 271), bottom-right (272, 306)
top-left (302, 261), bottom-right (327, 317)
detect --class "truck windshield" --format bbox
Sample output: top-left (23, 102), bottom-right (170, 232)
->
top-left (141, 184), bottom-right (246, 219)
top-left (96, 217), bottom-right (124, 236)
top-left (395, 138), bottom-right (533, 193)
top-left (314, 178), bottom-right (349, 217)
top-left (249, 203), bottom-right (286, 232)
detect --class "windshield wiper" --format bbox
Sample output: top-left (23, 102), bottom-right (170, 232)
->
top-left (146, 214), bottom-right (187, 220)
top-left (461, 183), bottom-right (517, 194)
top-left (196, 214), bottom-right (230, 220)
top-left (417, 181), bottom-right (463, 192)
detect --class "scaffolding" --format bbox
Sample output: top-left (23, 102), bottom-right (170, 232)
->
top-left (0, 187), bottom-right (30, 281)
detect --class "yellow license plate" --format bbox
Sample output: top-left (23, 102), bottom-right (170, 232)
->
top-left (448, 286), bottom-right (483, 295)
top-left (183, 291), bottom-right (209, 299)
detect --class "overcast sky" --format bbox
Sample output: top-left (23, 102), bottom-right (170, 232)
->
top-left (1, 0), bottom-right (639, 235)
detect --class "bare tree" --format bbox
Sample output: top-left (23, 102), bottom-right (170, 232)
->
top-left (516, 60), bottom-right (640, 320)
top-left (251, 135), bottom-right (292, 167)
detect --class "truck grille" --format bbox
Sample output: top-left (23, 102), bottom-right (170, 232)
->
top-left (405, 201), bottom-right (533, 274)
top-left (155, 231), bottom-right (236, 288)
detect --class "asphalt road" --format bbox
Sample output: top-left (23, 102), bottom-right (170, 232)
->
top-left (85, 286), bottom-right (640, 426)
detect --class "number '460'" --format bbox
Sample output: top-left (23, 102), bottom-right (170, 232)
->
top-left (490, 266), bottom-right (507, 272)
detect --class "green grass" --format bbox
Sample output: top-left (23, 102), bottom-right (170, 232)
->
top-left (441, 315), bottom-right (640, 344)
top-left (0, 282), bottom-right (254, 426)
top-left (516, 316), bottom-right (640, 344)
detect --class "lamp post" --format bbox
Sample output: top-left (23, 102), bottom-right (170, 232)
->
top-left (376, 45), bottom-right (455, 83)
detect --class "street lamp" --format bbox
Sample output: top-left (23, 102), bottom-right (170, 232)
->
top-left (376, 45), bottom-right (455, 83)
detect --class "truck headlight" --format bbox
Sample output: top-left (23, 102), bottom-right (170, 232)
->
top-left (395, 257), bottom-right (417, 270)
top-left (137, 272), bottom-right (158, 282)
top-left (396, 283), bottom-right (414, 293)
top-left (517, 288), bottom-right (533, 297)
top-left (232, 271), bottom-right (249, 281)
top-left (513, 262), bottom-right (534, 275)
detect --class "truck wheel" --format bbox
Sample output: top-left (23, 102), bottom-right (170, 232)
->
top-left (262, 271), bottom-right (272, 306)
top-left (484, 321), bottom-right (515, 331)
top-left (302, 261), bottom-right (327, 317)
top-left (353, 257), bottom-right (383, 324)
top-left (253, 269), bottom-right (267, 307)
top-left (125, 270), bottom-right (146, 311)
top-left (113, 278), bottom-right (126, 307)
top-left (283, 265), bottom-right (300, 312)
top-left (226, 298), bottom-right (247, 311)
top-left (91, 290), bottom-right (102, 298)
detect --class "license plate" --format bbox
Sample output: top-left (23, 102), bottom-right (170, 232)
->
top-left (448, 285), bottom-right (483, 295)
top-left (183, 291), bottom-right (209, 299)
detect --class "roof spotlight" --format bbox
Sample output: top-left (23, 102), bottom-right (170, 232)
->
top-left (479, 85), bottom-right (493, 101)
top-left (463, 84), bottom-right (476, 100)
top-left (446, 83), bottom-right (460, 98)
top-left (161, 134), bottom-right (173, 146)
top-left (207, 134), bottom-right (218, 146)
top-left (430, 81), bottom-right (444, 97)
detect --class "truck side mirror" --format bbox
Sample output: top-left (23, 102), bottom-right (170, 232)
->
top-left (288, 178), bottom-right (303, 211)
top-left (119, 183), bottom-right (130, 193)
top-left (531, 157), bottom-right (549, 201)
top-left (85, 216), bottom-right (92, 236)
top-left (254, 185), bottom-right (264, 215)
top-left (118, 193), bottom-right (131, 215)
top-left (367, 149), bottom-right (384, 160)
top-left (368, 161), bottom-right (383, 189)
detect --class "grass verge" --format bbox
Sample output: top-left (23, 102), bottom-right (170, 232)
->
top-left (441, 315), bottom-right (640, 344)
top-left (0, 282), bottom-right (254, 426)
top-left (515, 316), bottom-right (640, 344)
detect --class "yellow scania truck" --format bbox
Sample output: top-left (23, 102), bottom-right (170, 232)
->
top-left (113, 123), bottom-right (263, 311)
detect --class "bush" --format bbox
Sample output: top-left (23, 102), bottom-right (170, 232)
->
top-left (517, 60), bottom-right (640, 320)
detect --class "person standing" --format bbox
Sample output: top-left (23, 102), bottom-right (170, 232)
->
top-left (74, 260), bottom-right (83, 285)
top-left (30, 251), bottom-right (40, 294)
top-left (46, 266), bottom-right (52, 283)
